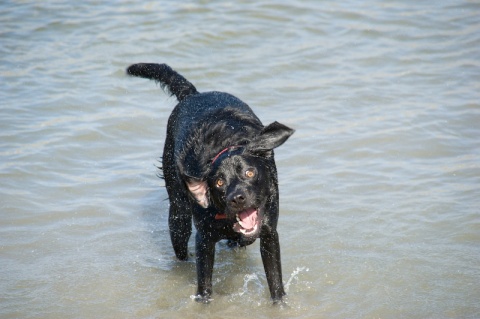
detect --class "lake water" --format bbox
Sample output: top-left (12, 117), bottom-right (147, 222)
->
top-left (1, 1), bottom-right (479, 318)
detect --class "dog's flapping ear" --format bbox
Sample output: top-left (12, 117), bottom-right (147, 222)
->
top-left (245, 121), bottom-right (294, 157)
top-left (185, 178), bottom-right (209, 208)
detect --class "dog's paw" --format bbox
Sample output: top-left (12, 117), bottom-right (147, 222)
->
top-left (192, 294), bottom-right (213, 304)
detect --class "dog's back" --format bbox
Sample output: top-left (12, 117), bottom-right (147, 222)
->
top-left (127, 64), bottom-right (261, 160)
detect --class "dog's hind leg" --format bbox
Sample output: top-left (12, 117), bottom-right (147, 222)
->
top-left (168, 191), bottom-right (192, 261)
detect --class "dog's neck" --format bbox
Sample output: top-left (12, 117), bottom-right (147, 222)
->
top-left (211, 146), bottom-right (242, 164)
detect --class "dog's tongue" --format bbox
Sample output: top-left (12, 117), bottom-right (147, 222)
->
top-left (238, 208), bottom-right (257, 230)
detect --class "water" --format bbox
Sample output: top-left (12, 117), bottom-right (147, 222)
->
top-left (1, 1), bottom-right (479, 318)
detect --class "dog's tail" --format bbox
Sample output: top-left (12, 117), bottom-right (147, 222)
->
top-left (126, 63), bottom-right (198, 102)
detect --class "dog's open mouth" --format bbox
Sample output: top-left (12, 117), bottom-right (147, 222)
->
top-left (233, 208), bottom-right (261, 237)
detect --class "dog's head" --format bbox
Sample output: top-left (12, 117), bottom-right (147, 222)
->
top-left (185, 121), bottom-right (294, 238)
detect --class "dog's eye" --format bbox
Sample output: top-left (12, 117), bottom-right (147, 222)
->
top-left (216, 178), bottom-right (224, 187)
top-left (245, 169), bottom-right (255, 178)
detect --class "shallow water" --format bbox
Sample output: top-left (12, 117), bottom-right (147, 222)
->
top-left (1, 1), bottom-right (479, 318)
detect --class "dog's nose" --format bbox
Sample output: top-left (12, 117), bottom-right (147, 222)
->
top-left (230, 194), bottom-right (246, 207)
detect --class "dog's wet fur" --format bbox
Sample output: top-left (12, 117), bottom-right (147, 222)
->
top-left (127, 63), bottom-right (294, 303)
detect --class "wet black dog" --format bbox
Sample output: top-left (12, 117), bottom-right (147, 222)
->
top-left (126, 63), bottom-right (294, 303)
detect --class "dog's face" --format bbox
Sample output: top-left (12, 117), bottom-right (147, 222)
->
top-left (185, 122), bottom-right (294, 238)
top-left (208, 152), bottom-right (271, 237)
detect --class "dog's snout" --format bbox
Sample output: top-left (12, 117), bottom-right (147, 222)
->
top-left (232, 194), bottom-right (245, 205)
top-left (228, 192), bottom-right (246, 208)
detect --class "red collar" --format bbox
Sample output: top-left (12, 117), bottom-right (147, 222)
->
top-left (211, 147), bottom-right (231, 164)
top-left (211, 145), bottom-right (241, 164)
top-left (215, 213), bottom-right (227, 220)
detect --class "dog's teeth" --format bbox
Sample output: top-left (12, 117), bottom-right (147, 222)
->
top-left (242, 224), bottom-right (257, 235)
top-left (236, 215), bottom-right (241, 222)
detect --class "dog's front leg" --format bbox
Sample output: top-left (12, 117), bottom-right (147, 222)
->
top-left (260, 229), bottom-right (285, 302)
top-left (194, 232), bottom-right (216, 303)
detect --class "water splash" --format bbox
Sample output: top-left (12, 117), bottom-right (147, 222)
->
top-left (284, 266), bottom-right (309, 293)
top-left (238, 273), bottom-right (263, 297)
top-left (223, 268), bottom-right (308, 303)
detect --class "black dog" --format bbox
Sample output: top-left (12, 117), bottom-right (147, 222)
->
top-left (126, 63), bottom-right (294, 303)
